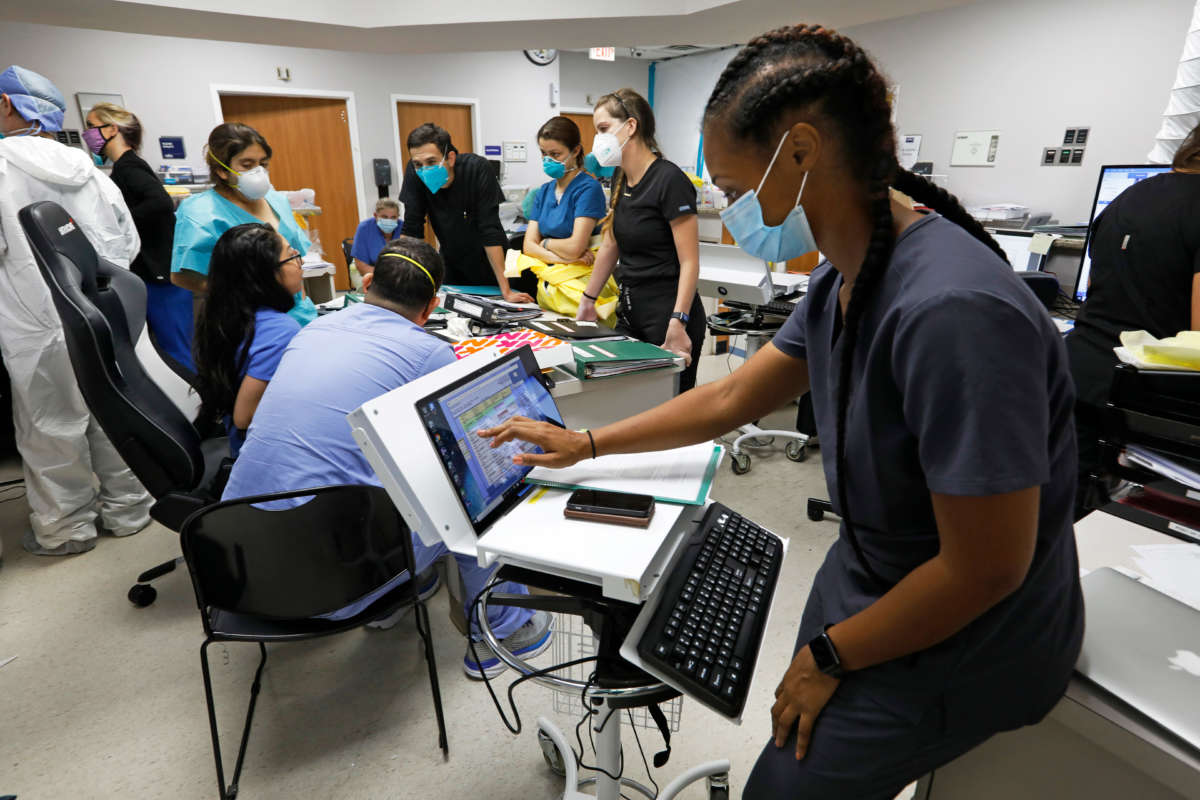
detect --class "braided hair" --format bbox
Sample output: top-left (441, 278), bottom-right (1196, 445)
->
top-left (704, 24), bottom-right (1006, 587)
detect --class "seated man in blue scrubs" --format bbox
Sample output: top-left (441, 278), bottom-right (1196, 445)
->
top-left (221, 236), bottom-right (552, 678)
top-left (522, 116), bottom-right (607, 266)
top-left (350, 197), bottom-right (402, 277)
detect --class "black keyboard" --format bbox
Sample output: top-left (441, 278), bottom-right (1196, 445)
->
top-left (723, 298), bottom-right (798, 318)
top-left (637, 502), bottom-right (783, 718)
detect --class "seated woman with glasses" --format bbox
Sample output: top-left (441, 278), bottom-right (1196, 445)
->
top-left (194, 222), bottom-right (305, 456)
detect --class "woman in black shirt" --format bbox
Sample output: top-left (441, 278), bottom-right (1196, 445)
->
top-left (576, 89), bottom-right (706, 392)
top-left (1066, 126), bottom-right (1200, 517)
top-left (85, 102), bottom-right (195, 372)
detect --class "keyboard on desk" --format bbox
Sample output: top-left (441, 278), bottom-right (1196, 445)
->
top-left (636, 502), bottom-right (783, 718)
top-left (723, 298), bottom-right (798, 318)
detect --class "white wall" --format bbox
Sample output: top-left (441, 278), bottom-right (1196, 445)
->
top-left (650, 0), bottom-right (1192, 221)
top-left (653, 48), bottom-right (738, 174)
top-left (0, 20), bottom-right (561, 217)
top-left (847, 0), bottom-right (1193, 222)
top-left (558, 52), bottom-right (650, 111)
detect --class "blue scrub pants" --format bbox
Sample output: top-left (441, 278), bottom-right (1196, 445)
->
top-left (413, 537), bottom-right (534, 641)
top-left (145, 282), bottom-right (195, 372)
top-left (323, 533), bottom-right (533, 639)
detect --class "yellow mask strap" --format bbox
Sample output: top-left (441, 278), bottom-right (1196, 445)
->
top-left (208, 151), bottom-right (241, 176)
top-left (380, 252), bottom-right (437, 289)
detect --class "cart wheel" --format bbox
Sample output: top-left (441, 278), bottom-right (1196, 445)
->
top-left (537, 730), bottom-right (566, 777)
top-left (708, 773), bottom-right (730, 800)
top-left (785, 440), bottom-right (808, 462)
top-left (731, 453), bottom-right (752, 475)
top-left (128, 583), bottom-right (157, 607)
top-left (806, 499), bottom-right (824, 522)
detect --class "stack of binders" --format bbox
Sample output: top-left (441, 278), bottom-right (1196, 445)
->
top-left (571, 340), bottom-right (678, 379)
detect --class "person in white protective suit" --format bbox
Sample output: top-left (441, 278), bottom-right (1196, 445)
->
top-left (0, 65), bottom-right (152, 558)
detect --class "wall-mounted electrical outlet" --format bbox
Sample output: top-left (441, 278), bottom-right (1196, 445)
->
top-left (502, 141), bottom-right (528, 162)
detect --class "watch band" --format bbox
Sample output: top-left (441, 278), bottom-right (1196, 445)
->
top-left (669, 311), bottom-right (690, 325)
top-left (808, 628), bottom-right (846, 678)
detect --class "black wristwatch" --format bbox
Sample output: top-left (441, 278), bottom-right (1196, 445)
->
top-left (807, 628), bottom-right (846, 678)
top-left (669, 311), bottom-right (690, 325)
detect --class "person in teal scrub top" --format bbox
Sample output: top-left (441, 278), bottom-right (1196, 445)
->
top-left (171, 122), bottom-right (317, 327)
top-left (522, 116), bottom-right (607, 265)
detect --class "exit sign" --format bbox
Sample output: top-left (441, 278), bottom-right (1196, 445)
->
top-left (589, 47), bottom-right (616, 61)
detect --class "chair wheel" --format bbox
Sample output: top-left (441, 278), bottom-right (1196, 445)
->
top-left (731, 453), bottom-right (752, 475)
top-left (537, 730), bottom-right (566, 777)
top-left (708, 773), bottom-right (730, 799)
top-left (128, 583), bottom-right (157, 607)
top-left (785, 440), bottom-right (808, 462)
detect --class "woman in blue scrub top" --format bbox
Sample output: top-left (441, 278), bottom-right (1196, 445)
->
top-left (484, 24), bottom-right (1083, 800)
top-left (194, 223), bottom-right (303, 457)
top-left (522, 116), bottom-right (607, 265)
top-left (350, 197), bottom-right (402, 276)
top-left (171, 122), bottom-right (317, 327)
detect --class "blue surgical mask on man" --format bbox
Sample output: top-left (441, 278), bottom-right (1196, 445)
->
top-left (719, 130), bottom-right (818, 263)
top-left (376, 217), bottom-right (399, 234)
top-left (417, 157), bottom-right (449, 194)
top-left (0, 123), bottom-right (42, 140)
top-left (584, 152), bottom-right (615, 179)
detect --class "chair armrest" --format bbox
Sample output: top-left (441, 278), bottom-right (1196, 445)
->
top-left (150, 491), bottom-right (210, 533)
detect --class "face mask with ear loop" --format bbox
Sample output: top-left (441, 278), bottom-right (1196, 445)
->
top-left (591, 118), bottom-right (633, 169)
top-left (719, 129), bottom-right (818, 263)
top-left (0, 121), bottom-right (43, 139)
top-left (209, 152), bottom-right (274, 201)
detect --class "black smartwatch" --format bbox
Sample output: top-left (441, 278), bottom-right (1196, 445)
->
top-left (669, 311), bottom-right (690, 325)
top-left (807, 628), bottom-right (846, 678)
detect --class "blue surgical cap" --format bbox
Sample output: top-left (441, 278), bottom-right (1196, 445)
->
top-left (0, 66), bottom-right (66, 133)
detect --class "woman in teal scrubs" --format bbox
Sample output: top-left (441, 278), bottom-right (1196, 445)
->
top-left (522, 116), bottom-right (607, 265)
top-left (171, 122), bottom-right (317, 327)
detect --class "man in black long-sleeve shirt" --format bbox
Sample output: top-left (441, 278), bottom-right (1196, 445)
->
top-left (399, 123), bottom-right (534, 302)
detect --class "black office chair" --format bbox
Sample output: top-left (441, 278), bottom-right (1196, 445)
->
top-left (341, 237), bottom-right (354, 272)
top-left (181, 484), bottom-right (449, 799)
top-left (18, 200), bottom-right (229, 606)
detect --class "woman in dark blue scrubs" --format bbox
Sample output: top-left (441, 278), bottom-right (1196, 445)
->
top-left (483, 24), bottom-right (1084, 800)
top-left (522, 116), bottom-right (606, 266)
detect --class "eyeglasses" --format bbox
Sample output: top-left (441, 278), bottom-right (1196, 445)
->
top-left (278, 252), bottom-right (303, 267)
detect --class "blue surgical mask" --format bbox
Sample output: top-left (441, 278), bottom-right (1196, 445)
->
top-left (417, 158), bottom-right (449, 194)
top-left (542, 155), bottom-right (567, 180)
top-left (584, 152), bottom-right (615, 179)
top-left (376, 217), bottom-right (399, 234)
top-left (719, 130), bottom-right (817, 263)
top-left (0, 123), bottom-right (41, 140)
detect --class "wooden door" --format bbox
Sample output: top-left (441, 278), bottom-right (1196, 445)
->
top-left (220, 94), bottom-right (358, 290)
top-left (395, 102), bottom-right (474, 248)
top-left (562, 112), bottom-right (597, 166)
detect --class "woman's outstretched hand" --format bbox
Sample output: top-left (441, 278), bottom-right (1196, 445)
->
top-left (477, 416), bottom-right (594, 468)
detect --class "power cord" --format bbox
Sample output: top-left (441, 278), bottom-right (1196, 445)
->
top-left (628, 709), bottom-right (661, 799)
top-left (574, 672), bottom-right (625, 782)
top-left (468, 579), bottom-right (597, 736)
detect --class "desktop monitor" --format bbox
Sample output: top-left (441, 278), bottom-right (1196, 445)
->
top-left (1075, 164), bottom-right (1173, 302)
top-left (990, 229), bottom-right (1041, 272)
top-left (417, 346), bottom-right (562, 536)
